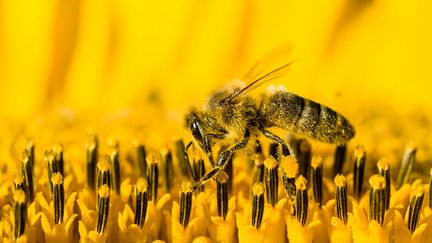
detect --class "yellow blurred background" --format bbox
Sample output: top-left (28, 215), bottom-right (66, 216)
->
top-left (0, 0), bottom-right (431, 138)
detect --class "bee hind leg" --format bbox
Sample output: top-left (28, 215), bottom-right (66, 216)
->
top-left (259, 128), bottom-right (296, 157)
top-left (259, 128), bottom-right (298, 201)
top-left (190, 130), bottom-right (250, 192)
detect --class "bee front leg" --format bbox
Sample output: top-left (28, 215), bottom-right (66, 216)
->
top-left (201, 133), bottom-right (226, 166)
top-left (191, 130), bottom-right (250, 192)
top-left (259, 128), bottom-right (296, 157)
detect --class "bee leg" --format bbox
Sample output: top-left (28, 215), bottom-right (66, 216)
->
top-left (203, 133), bottom-right (226, 166)
top-left (259, 129), bottom-right (298, 203)
top-left (259, 128), bottom-right (296, 157)
top-left (190, 166), bottom-right (220, 192)
top-left (191, 130), bottom-right (250, 192)
top-left (203, 136), bottom-right (216, 166)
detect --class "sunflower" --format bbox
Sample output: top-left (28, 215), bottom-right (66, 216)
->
top-left (1, 1), bottom-right (432, 242)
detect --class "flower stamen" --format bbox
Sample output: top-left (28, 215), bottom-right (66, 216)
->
top-left (86, 134), bottom-right (99, 190)
top-left (264, 156), bottom-right (278, 207)
top-left (147, 153), bottom-right (159, 201)
top-left (252, 141), bottom-right (265, 184)
top-left (396, 142), bottom-right (417, 189)
top-left (406, 183), bottom-right (425, 233)
top-left (51, 172), bottom-right (65, 224)
top-left (429, 168), bottom-right (432, 208)
top-left (134, 178), bottom-right (149, 228)
top-left (96, 184), bottom-right (110, 234)
top-left (25, 140), bottom-right (35, 178)
top-left (333, 145), bottom-right (347, 178)
top-left (295, 175), bottom-right (308, 226)
top-left (109, 145), bottom-right (121, 194)
top-left (53, 143), bottom-right (64, 175)
top-left (216, 171), bottom-right (229, 220)
top-left (297, 140), bottom-right (311, 178)
top-left (251, 182), bottom-right (265, 229)
top-left (369, 175), bottom-right (386, 225)
top-left (13, 175), bottom-right (26, 192)
top-left (311, 156), bottom-right (323, 208)
top-left (353, 145), bottom-right (366, 199)
top-left (377, 158), bottom-right (390, 210)
top-left (161, 149), bottom-right (173, 193)
top-left (97, 156), bottom-right (111, 191)
top-left (135, 141), bottom-right (147, 178)
top-left (179, 181), bottom-right (193, 228)
top-left (175, 140), bottom-right (190, 177)
top-left (13, 190), bottom-right (26, 240)
top-left (20, 152), bottom-right (34, 202)
top-left (334, 174), bottom-right (348, 224)
top-left (192, 157), bottom-right (205, 193)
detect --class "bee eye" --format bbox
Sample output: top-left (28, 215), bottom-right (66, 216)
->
top-left (190, 119), bottom-right (203, 141)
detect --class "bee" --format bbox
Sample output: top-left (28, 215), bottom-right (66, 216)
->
top-left (184, 47), bottom-right (355, 191)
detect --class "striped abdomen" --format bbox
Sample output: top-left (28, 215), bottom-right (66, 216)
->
top-left (258, 91), bottom-right (355, 144)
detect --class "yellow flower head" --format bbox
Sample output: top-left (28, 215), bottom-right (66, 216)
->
top-left (1, 1), bottom-right (432, 243)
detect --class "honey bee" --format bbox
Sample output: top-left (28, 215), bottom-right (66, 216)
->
top-left (184, 47), bottom-right (355, 191)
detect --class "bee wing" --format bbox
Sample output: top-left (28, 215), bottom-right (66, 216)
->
top-left (226, 45), bottom-right (296, 102)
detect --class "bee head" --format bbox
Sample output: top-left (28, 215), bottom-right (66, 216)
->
top-left (184, 109), bottom-right (205, 144)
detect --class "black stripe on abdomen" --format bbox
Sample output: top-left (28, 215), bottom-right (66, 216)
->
top-left (314, 105), bottom-right (341, 143)
top-left (293, 99), bottom-right (321, 138)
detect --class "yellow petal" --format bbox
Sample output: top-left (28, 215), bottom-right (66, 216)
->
top-left (390, 184), bottom-right (411, 210)
top-left (0, 220), bottom-right (3, 239)
top-left (65, 214), bottom-right (78, 233)
top-left (118, 212), bottom-right (128, 233)
top-left (16, 234), bottom-right (28, 243)
top-left (156, 193), bottom-right (172, 210)
top-left (208, 214), bottom-right (236, 242)
top-left (192, 236), bottom-right (212, 243)
top-left (369, 220), bottom-right (390, 243)
top-left (424, 207), bottom-right (432, 217)
top-left (236, 222), bottom-right (265, 243)
top-left (351, 201), bottom-right (368, 230)
top-left (63, 174), bottom-right (74, 192)
top-left (65, 192), bottom-right (78, 213)
top-left (30, 212), bottom-right (43, 226)
top-left (120, 178), bottom-right (132, 201)
top-left (2, 215), bottom-right (12, 237)
top-left (416, 211), bottom-right (432, 242)
top-left (306, 219), bottom-right (321, 231)
top-left (78, 221), bottom-right (88, 239)
top-left (51, 224), bottom-right (67, 241)
top-left (286, 216), bottom-right (315, 243)
top-left (27, 202), bottom-right (37, 219)
top-left (312, 209), bottom-right (330, 243)
top-left (412, 223), bottom-right (428, 242)
top-left (124, 203), bottom-right (135, 222)
top-left (36, 192), bottom-right (51, 213)
top-left (88, 230), bottom-right (106, 242)
top-left (262, 202), bottom-right (288, 242)
top-left (330, 217), bottom-right (352, 243)
top-left (393, 210), bottom-right (411, 243)
top-left (164, 209), bottom-right (173, 243)
top-left (171, 218), bottom-right (193, 243)
top-left (40, 213), bottom-right (52, 234)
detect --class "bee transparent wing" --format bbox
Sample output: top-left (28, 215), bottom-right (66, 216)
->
top-left (243, 45), bottom-right (294, 83)
top-left (226, 45), bottom-right (296, 102)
